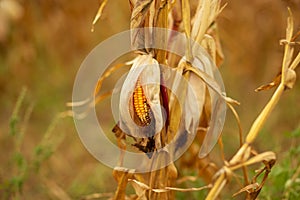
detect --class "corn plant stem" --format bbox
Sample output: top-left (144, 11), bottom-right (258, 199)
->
top-left (290, 52), bottom-right (300, 70)
top-left (205, 172), bottom-right (226, 200)
top-left (226, 102), bottom-right (250, 183)
top-left (245, 83), bottom-right (285, 145)
top-left (230, 83), bottom-right (285, 165)
top-left (239, 89), bottom-right (282, 165)
top-left (206, 82), bottom-right (285, 199)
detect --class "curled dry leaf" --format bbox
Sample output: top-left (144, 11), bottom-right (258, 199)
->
top-left (242, 157), bottom-right (276, 199)
top-left (232, 183), bottom-right (260, 197)
top-left (255, 72), bottom-right (281, 92)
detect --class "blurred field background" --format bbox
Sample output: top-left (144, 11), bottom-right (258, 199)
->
top-left (0, 0), bottom-right (300, 199)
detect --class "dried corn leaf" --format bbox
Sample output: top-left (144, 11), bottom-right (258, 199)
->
top-left (191, 0), bottom-right (210, 43)
top-left (113, 168), bottom-right (134, 200)
top-left (181, 0), bottom-right (192, 60)
top-left (129, 179), bottom-right (171, 193)
top-left (200, 24), bottom-right (224, 67)
top-left (131, 180), bottom-right (148, 200)
top-left (131, 0), bottom-right (153, 29)
top-left (165, 185), bottom-right (212, 192)
top-left (201, 34), bottom-right (217, 65)
top-left (130, 0), bottom-right (154, 50)
top-left (198, 94), bottom-right (226, 158)
top-left (91, 0), bottom-right (108, 32)
top-left (191, 0), bottom-right (222, 44)
top-left (94, 63), bottom-right (127, 97)
top-left (208, 24), bottom-right (225, 66)
top-left (230, 151), bottom-right (276, 171)
top-left (149, 152), bottom-right (171, 199)
top-left (154, 0), bottom-right (169, 63)
top-left (255, 72), bottom-right (281, 92)
top-left (232, 183), bottom-right (260, 197)
top-left (168, 60), bottom-right (205, 159)
top-left (129, 179), bottom-right (212, 193)
top-left (185, 49), bottom-right (226, 158)
top-left (186, 61), bottom-right (223, 97)
top-left (170, 0), bottom-right (182, 31)
top-left (167, 64), bottom-right (187, 144)
top-left (112, 124), bottom-right (127, 166)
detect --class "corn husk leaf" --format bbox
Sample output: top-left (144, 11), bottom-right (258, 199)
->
top-left (167, 64), bottom-right (186, 146)
top-left (119, 55), bottom-right (163, 139)
top-left (187, 48), bottom-right (226, 158)
top-left (167, 60), bottom-right (205, 158)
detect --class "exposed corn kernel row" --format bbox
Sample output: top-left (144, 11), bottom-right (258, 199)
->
top-left (133, 79), bottom-right (151, 126)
